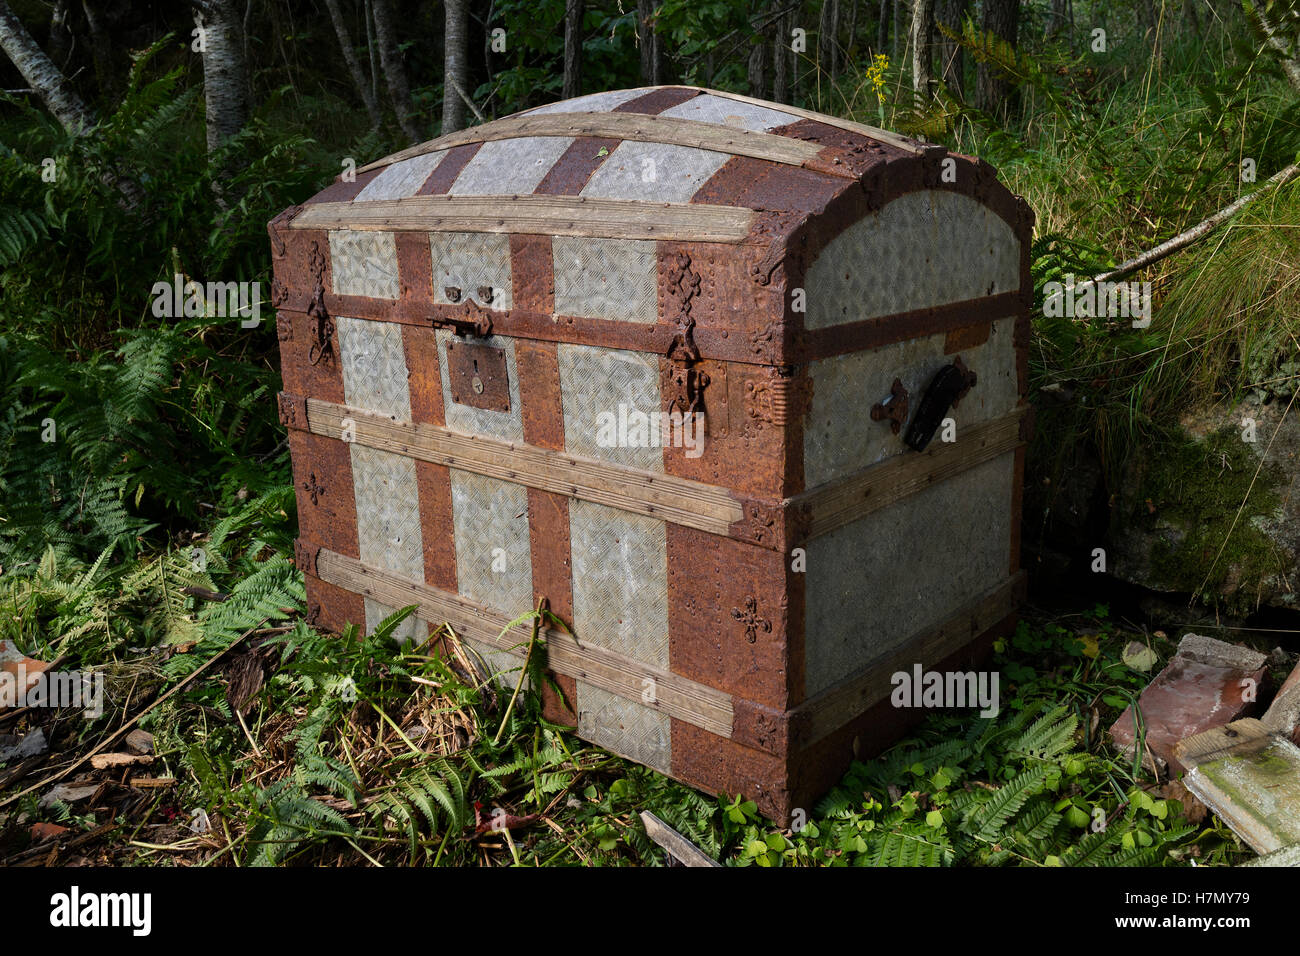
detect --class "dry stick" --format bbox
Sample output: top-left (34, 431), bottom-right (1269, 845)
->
top-left (446, 74), bottom-right (487, 124)
top-left (0, 623), bottom-right (265, 811)
top-left (1072, 161), bottom-right (1300, 295)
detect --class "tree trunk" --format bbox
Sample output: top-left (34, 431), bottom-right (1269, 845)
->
top-left (878, 0), bottom-right (889, 54)
top-left (892, 0), bottom-right (902, 58)
top-left (442, 0), bottom-right (468, 133)
top-left (974, 0), bottom-right (1019, 120)
top-left (324, 0), bottom-right (382, 131)
top-left (636, 0), bottom-right (664, 85)
top-left (80, 1), bottom-right (116, 100)
top-left (936, 0), bottom-right (967, 95)
top-left (748, 30), bottom-right (767, 97)
top-left (819, 0), bottom-right (840, 83)
top-left (0, 0), bottom-right (96, 133)
top-left (910, 0), bottom-right (935, 96)
top-left (773, 7), bottom-right (790, 102)
top-left (48, 0), bottom-right (71, 67)
top-left (845, 0), bottom-right (859, 60)
top-left (192, 0), bottom-right (249, 154)
top-left (563, 0), bottom-right (583, 99)
top-left (372, 0), bottom-right (421, 141)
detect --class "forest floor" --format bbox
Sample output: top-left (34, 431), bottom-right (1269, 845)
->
top-left (1, 582), bottom-right (1290, 867)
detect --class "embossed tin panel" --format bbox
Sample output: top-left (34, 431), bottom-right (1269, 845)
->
top-left (578, 681), bottom-right (671, 774)
top-left (557, 343), bottom-right (664, 473)
top-left (328, 230), bottom-right (400, 300)
top-left (569, 499), bottom-right (668, 667)
top-left (803, 318), bottom-right (1019, 488)
top-left (552, 236), bottom-right (657, 323)
top-left (803, 190), bottom-right (1021, 330)
top-left (429, 232), bottom-right (513, 310)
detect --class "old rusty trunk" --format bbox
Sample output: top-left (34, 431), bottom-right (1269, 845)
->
top-left (271, 86), bottom-right (1034, 824)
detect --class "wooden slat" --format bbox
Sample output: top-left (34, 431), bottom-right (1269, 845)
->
top-left (640, 811), bottom-right (722, 867)
top-left (289, 195), bottom-right (755, 243)
top-left (1175, 719), bottom-right (1300, 855)
top-left (315, 549), bottom-right (735, 740)
top-left (306, 399), bottom-right (745, 536)
top-left (357, 111), bottom-right (835, 175)
top-left (796, 409), bottom-right (1026, 539)
top-left (795, 572), bottom-right (1026, 747)
top-left (668, 86), bottom-right (932, 156)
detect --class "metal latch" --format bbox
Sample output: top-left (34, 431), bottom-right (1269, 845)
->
top-left (431, 299), bottom-right (493, 339)
top-left (904, 355), bottom-right (977, 452)
top-left (870, 379), bottom-right (910, 435)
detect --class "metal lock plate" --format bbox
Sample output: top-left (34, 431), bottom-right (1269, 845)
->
top-left (446, 340), bottom-right (510, 412)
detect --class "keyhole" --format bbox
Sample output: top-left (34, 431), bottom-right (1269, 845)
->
top-left (471, 359), bottom-right (484, 394)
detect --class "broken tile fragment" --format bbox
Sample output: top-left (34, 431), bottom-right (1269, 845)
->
top-left (1109, 633), bottom-right (1267, 775)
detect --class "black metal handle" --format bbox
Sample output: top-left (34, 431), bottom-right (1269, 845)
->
top-left (903, 356), bottom-right (976, 452)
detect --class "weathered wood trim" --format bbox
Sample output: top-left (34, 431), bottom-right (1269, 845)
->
top-left (665, 86), bottom-right (932, 156)
top-left (795, 409), bottom-right (1027, 540)
top-left (305, 399), bottom-right (746, 536)
top-left (357, 111), bottom-right (840, 176)
top-left (289, 196), bottom-right (756, 243)
top-left (639, 811), bottom-right (722, 866)
top-left (1175, 719), bottom-right (1300, 855)
top-left (315, 549), bottom-right (735, 740)
top-left (793, 572), bottom-right (1027, 747)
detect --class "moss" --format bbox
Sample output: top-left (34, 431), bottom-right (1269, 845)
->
top-left (1132, 427), bottom-right (1285, 614)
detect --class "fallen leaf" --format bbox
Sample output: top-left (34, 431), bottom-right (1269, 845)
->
top-left (29, 822), bottom-right (69, 842)
top-left (1122, 641), bottom-right (1159, 672)
top-left (1076, 634), bottom-right (1100, 659)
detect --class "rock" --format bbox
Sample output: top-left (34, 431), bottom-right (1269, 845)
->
top-left (1109, 634), bottom-right (1268, 774)
top-left (1108, 398), bottom-right (1300, 612)
top-left (125, 729), bottom-right (154, 755)
top-left (0, 728), bottom-right (47, 762)
top-left (39, 780), bottom-right (100, 809)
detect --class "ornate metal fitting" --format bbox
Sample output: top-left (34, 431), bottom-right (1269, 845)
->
top-left (870, 378), bottom-right (911, 435)
top-left (301, 471), bottom-right (326, 506)
top-left (951, 354), bottom-right (977, 408)
top-left (731, 596), bottom-right (772, 644)
top-left (306, 241), bottom-right (334, 367)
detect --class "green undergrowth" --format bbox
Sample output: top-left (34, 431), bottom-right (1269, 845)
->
top-left (3, 560), bottom-right (1253, 865)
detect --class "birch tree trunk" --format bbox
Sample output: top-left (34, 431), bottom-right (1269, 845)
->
top-left (563, 0), bottom-right (584, 99)
top-left (910, 0), bottom-right (935, 95)
top-left (1246, 1), bottom-right (1300, 95)
top-left (0, 0), bottom-right (96, 133)
top-left (442, 0), bottom-right (468, 133)
top-left (748, 31), bottom-right (767, 97)
top-left (192, 0), bottom-right (249, 154)
top-left (372, 0), bottom-right (421, 141)
top-left (324, 0), bottom-right (382, 131)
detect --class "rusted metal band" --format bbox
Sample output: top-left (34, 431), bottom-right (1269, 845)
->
top-left (791, 571), bottom-right (1027, 748)
top-left (288, 196), bottom-right (756, 244)
top-left (304, 398), bottom-right (748, 538)
top-left (358, 112), bottom-right (846, 177)
top-left (794, 408), bottom-right (1028, 540)
top-left (314, 548), bottom-right (735, 740)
